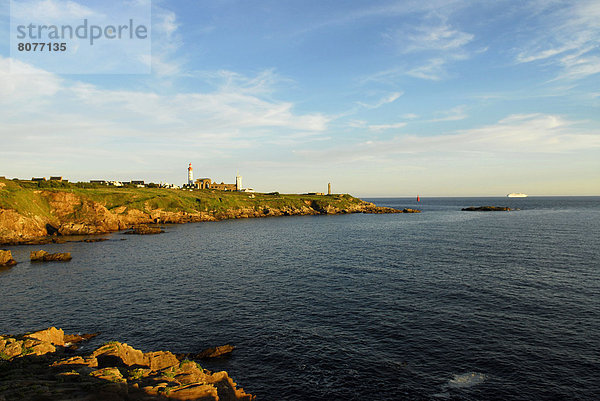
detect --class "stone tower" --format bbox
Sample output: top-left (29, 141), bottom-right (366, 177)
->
top-left (328, 183), bottom-right (331, 195)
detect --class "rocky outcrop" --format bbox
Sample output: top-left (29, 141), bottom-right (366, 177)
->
top-left (0, 327), bottom-right (254, 401)
top-left (0, 208), bottom-right (48, 244)
top-left (0, 184), bottom-right (420, 245)
top-left (123, 225), bottom-right (165, 235)
top-left (0, 250), bottom-right (17, 267)
top-left (462, 206), bottom-right (512, 212)
top-left (30, 250), bottom-right (72, 262)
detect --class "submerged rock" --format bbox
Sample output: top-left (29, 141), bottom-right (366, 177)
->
top-left (81, 238), bottom-right (109, 243)
top-left (0, 327), bottom-right (254, 400)
top-left (0, 250), bottom-right (17, 267)
top-left (30, 250), bottom-right (72, 262)
top-left (177, 344), bottom-right (236, 361)
top-left (197, 344), bottom-right (236, 359)
top-left (123, 225), bottom-right (165, 235)
top-left (462, 206), bottom-right (512, 212)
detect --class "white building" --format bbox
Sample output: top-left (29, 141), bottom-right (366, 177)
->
top-left (236, 174), bottom-right (242, 191)
top-left (188, 163), bottom-right (194, 186)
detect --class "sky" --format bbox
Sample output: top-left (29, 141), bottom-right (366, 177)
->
top-left (0, 0), bottom-right (599, 196)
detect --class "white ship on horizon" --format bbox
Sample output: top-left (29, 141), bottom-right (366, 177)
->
top-left (507, 193), bottom-right (528, 198)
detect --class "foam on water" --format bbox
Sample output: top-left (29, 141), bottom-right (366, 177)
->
top-left (447, 372), bottom-right (487, 388)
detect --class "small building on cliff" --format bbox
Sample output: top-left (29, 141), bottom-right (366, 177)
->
top-left (186, 164), bottom-right (245, 191)
top-left (194, 178), bottom-right (237, 191)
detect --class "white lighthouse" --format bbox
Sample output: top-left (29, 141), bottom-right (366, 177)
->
top-left (236, 173), bottom-right (242, 191)
top-left (188, 163), bottom-right (193, 186)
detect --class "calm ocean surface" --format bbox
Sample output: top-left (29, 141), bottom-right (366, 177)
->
top-left (1, 197), bottom-right (599, 400)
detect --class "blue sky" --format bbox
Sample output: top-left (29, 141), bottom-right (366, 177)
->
top-left (1, 0), bottom-right (599, 196)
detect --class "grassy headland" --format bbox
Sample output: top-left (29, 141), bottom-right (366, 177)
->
top-left (0, 178), bottom-right (414, 244)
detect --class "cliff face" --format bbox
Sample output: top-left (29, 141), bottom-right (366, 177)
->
top-left (0, 180), bottom-right (415, 244)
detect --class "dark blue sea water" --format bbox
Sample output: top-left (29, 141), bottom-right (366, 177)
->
top-left (1, 197), bottom-right (599, 400)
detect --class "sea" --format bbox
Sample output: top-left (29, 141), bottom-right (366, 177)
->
top-left (1, 197), bottom-right (599, 400)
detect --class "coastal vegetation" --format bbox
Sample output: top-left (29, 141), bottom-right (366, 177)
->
top-left (0, 178), bottom-right (415, 244)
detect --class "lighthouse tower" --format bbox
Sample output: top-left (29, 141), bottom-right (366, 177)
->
top-left (187, 163), bottom-right (193, 186)
top-left (236, 173), bottom-right (242, 191)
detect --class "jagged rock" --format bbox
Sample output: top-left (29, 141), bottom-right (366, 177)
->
top-left (123, 225), bottom-right (164, 235)
top-left (90, 367), bottom-right (126, 383)
top-left (197, 344), bottom-right (236, 359)
top-left (64, 332), bottom-right (100, 345)
top-left (1, 328), bottom-right (255, 400)
top-left (166, 383), bottom-right (219, 400)
top-left (462, 206), bottom-right (512, 212)
top-left (93, 342), bottom-right (147, 368)
top-left (0, 250), bottom-right (17, 267)
top-left (145, 351), bottom-right (180, 371)
top-left (25, 327), bottom-right (65, 346)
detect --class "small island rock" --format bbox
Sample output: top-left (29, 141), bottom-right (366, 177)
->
top-left (0, 250), bottom-right (17, 267)
top-left (30, 250), bottom-right (72, 262)
top-left (462, 206), bottom-right (512, 212)
top-left (123, 225), bottom-right (164, 235)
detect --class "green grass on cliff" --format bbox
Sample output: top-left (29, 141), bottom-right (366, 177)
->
top-left (0, 179), bottom-right (54, 219)
top-left (0, 178), bottom-right (366, 217)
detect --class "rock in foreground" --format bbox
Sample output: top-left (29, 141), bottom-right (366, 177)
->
top-left (30, 250), bottom-right (72, 262)
top-left (462, 206), bottom-right (512, 212)
top-left (0, 250), bottom-right (17, 267)
top-left (0, 327), bottom-right (254, 401)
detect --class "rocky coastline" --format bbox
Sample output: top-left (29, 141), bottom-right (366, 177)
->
top-left (0, 327), bottom-right (254, 401)
top-left (0, 182), bottom-right (419, 245)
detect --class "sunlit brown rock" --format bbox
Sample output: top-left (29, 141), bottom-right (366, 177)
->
top-left (0, 328), bottom-right (255, 400)
top-left (25, 327), bottom-right (65, 346)
top-left (30, 250), bottom-right (72, 262)
top-left (0, 250), bottom-right (17, 267)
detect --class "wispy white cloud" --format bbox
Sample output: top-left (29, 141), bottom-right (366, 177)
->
top-left (347, 119), bottom-right (367, 128)
top-left (148, 6), bottom-right (184, 76)
top-left (289, 0), bottom-right (466, 37)
top-left (298, 113), bottom-right (600, 163)
top-left (405, 58), bottom-right (448, 81)
top-left (356, 91), bottom-right (403, 109)
top-left (10, 0), bottom-right (100, 20)
top-left (386, 22), bottom-right (473, 53)
top-left (403, 113), bottom-right (419, 119)
top-left (0, 57), bottom-right (329, 175)
top-left (367, 12), bottom-right (475, 82)
top-left (515, 0), bottom-right (600, 80)
top-left (430, 105), bottom-right (468, 122)
top-left (368, 122), bottom-right (407, 131)
top-left (0, 57), bottom-right (62, 102)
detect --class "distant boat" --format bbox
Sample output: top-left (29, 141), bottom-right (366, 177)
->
top-left (507, 193), bottom-right (528, 198)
